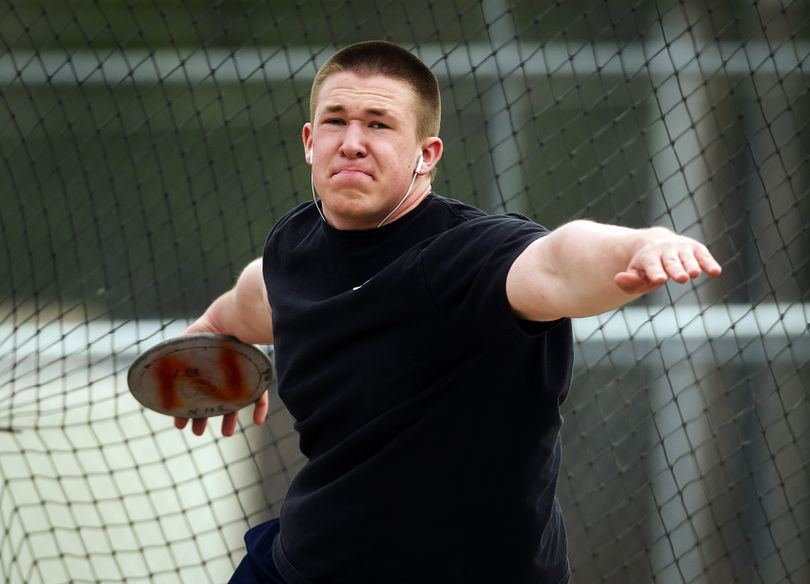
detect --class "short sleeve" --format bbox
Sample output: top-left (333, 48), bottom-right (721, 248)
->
top-left (418, 213), bottom-right (550, 331)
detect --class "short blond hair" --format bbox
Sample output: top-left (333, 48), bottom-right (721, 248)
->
top-left (309, 40), bottom-right (441, 141)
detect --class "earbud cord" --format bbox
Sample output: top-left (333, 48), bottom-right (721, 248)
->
top-left (377, 169), bottom-right (420, 228)
top-left (310, 161), bottom-right (421, 228)
top-left (311, 172), bottom-right (328, 224)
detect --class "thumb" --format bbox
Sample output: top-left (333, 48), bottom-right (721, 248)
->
top-left (183, 315), bottom-right (221, 335)
top-left (614, 270), bottom-right (664, 295)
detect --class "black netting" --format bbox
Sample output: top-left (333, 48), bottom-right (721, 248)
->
top-left (1, 1), bottom-right (808, 582)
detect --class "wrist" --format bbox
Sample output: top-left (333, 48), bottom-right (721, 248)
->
top-left (633, 225), bottom-right (673, 251)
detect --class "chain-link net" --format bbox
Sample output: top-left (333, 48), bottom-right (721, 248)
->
top-left (1, 0), bottom-right (808, 582)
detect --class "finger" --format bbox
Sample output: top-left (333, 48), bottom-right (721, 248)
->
top-left (191, 418), bottom-right (208, 436)
top-left (253, 391), bottom-right (269, 426)
top-left (661, 250), bottom-right (689, 283)
top-left (221, 412), bottom-right (239, 437)
top-left (679, 249), bottom-right (702, 278)
top-left (182, 315), bottom-right (219, 336)
top-left (695, 245), bottom-right (723, 276)
top-left (174, 417), bottom-right (189, 430)
top-left (639, 255), bottom-right (669, 285)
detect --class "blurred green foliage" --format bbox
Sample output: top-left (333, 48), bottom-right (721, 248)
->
top-left (1, 0), bottom-right (808, 318)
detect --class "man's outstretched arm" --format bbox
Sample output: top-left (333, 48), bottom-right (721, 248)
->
top-left (174, 257), bottom-right (274, 436)
top-left (506, 220), bottom-right (722, 322)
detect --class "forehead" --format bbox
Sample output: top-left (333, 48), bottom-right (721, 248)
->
top-left (314, 72), bottom-right (417, 118)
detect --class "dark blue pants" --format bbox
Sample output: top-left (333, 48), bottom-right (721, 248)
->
top-left (229, 518), bottom-right (287, 583)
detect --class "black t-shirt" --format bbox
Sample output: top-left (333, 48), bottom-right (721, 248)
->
top-left (263, 194), bottom-right (573, 584)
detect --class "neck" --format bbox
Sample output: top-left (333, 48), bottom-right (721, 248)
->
top-left (316, 180), bottom-right (432, 231)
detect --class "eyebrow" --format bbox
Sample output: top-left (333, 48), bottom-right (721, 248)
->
top-left (322, 104), bottom-right (394, 118)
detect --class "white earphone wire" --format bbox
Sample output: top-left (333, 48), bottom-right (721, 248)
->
top-left (311, 172), bottom-right (328, 224)
top-left (310, 150), bottom-right (424, 228)
top-left (308, 148), bottom-right (328, 224)
top-left (377, 164), bottom-right (420, 228)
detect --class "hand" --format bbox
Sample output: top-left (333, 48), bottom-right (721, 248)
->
top-left (172, 314), bottom-right (270, 437)
top-left (614, 228), bottom-right (722, 295)
top-left (174, 390), bottom-right (269, 437)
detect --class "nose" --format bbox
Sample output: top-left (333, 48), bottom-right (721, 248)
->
top-left (338, 122), bottom-right (367, 159)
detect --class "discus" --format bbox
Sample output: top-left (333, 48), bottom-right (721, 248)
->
top-left (127, 333), bottom-right (273, 418)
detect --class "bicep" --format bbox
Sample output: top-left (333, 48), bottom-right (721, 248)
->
top-left (505, 236), bottom-right (566, 322)
top-left (234, 258), bottom-right (274, 343)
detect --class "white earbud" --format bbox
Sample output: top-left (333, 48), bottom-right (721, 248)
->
top-left (308, 145), bottom-right (328, 223)
top-left (415, 155), bottom-right (424, 174)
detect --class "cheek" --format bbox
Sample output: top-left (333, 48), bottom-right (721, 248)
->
top-left (383, 145), bottom-right (416, 170)
top-left (391, 155), bottom-right (418, 179)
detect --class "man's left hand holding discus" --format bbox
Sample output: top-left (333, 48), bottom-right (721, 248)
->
top-left (173, 258), bottom-right (273, 436)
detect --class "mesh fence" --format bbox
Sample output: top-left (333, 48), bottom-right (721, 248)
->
top-left (1, 0), bottom-right (809, 582)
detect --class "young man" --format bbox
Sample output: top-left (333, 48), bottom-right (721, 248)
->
top-left (175, 41), bottom-right (722, 583)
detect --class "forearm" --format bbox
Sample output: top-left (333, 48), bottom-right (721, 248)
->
top-left (542, 220), bottom-right (659, 314)
top-left (507, 219), bottom-right (720, 321)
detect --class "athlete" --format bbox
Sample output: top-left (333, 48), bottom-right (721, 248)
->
top-left (175, 41), bottom-right (721, 583)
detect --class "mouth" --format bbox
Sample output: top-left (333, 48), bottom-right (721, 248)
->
top-left (332, 169), bottom-right (372, 179)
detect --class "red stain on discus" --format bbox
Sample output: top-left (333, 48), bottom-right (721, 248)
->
top-left (155, 356), bottom-right (184, 411)
top-left (153, 349), bottom-right (250, 410)
top-left (217, 348), bottom-right (250, 402)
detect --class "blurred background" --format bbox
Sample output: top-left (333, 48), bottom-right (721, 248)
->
top-left (1, 0), bottom-right (808, 582)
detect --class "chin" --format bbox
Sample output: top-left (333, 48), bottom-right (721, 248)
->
top-left (323, 194), bottom-right (385, 228)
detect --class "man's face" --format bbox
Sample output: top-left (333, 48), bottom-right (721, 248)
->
top-left (303, 72), bottom-right (434, 229)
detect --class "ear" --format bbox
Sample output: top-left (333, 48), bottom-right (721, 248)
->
top-left (417, 137), bottom-right (443, 175)
top-left (302, 123), bottom-right (313, 165)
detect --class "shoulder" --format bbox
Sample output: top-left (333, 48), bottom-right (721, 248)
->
top-left (265, 201), bottom-right (320, 247)
top-left (262, 201), bottom-right (324, 276)
top-left (423, 194), bottom-right (487, 224)
top-left (270, 201), bottom-right (319, 235)
top-left (426, 194), bottom-right (548, 233)
top-left (430, 203), bottom-right (549, 247)
top-left (419, 198), bottom-right (550, 273)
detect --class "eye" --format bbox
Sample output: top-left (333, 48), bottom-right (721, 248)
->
top-left (369, 121), bottom-right (390, 129)
top-left (324, 118), bottom-right (345, 125)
